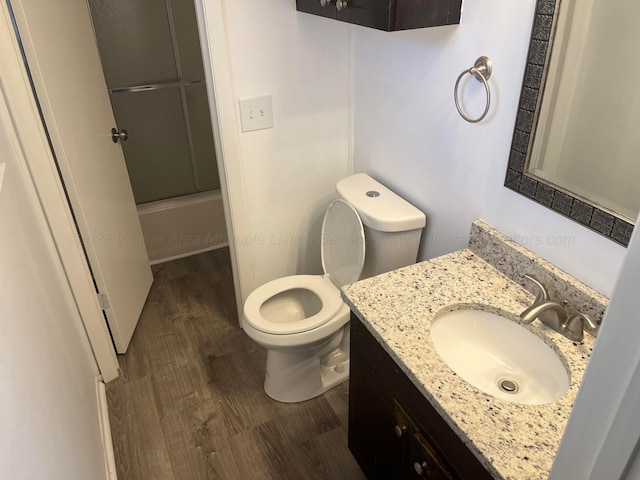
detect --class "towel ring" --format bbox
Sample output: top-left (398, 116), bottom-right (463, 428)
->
top-left (454, 56), bottom-right (492, 123)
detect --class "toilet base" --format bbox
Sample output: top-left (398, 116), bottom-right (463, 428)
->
top-left (263, 327), bottom-right (350, 403)
top-left (264, 353), bottom-right (349, 403)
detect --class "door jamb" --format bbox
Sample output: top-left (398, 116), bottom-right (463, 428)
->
top-left (195, 0), bottom-right (245, 322)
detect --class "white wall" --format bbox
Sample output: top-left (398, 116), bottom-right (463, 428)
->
top-left (352, 0), bottom-right (626, 296)
top-left (203, 0), bottom-right (352, 303)
top-left (0, 87), bottom-right (107, 479)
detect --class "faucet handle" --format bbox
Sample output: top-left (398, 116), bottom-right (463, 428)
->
top-left (523, 274), bottom-right (550, 304)
top-left (565, 313), bottom-right (600, 341)
top-left (574, 312), bottom-right (599, 334)
top-left (565, 314), bottom-right (586, 342)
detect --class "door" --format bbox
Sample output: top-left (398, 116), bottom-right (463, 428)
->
top-left (10, 0), bottom-right (153, 353)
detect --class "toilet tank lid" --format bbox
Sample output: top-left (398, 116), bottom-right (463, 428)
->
top-left (336, 173), bottom-right (426, 232)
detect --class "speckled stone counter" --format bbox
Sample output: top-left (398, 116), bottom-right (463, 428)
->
top-left (342, 221), bottom-right (607, 480)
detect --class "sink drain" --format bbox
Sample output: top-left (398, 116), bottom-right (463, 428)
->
top-left (498, 379), bottom-right (519, 394)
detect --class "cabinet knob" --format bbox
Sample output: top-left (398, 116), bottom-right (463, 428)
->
top-left (319, 0), bottom-right (333, 6)
top-left (413, 461), bottom-right (429, 475)
top-left (336, 0), bottom-right (348, 11)
top-left (394, 424), bottom-right (407, 438)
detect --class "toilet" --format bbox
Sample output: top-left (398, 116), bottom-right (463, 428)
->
top-left (242, 173), bottom-right (426, 403)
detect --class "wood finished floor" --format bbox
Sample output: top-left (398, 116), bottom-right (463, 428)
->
top-left (106, 248), bottom-right (366, 480)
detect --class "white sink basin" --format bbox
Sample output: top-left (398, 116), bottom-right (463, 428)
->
top-left (430, 309), bottom-right (570, 405)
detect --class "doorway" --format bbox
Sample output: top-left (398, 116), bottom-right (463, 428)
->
top-left (87, 0), bottom-right (228, 263)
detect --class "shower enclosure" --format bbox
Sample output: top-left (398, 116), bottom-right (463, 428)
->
top-left (87, 0), bottom-right (227, 262)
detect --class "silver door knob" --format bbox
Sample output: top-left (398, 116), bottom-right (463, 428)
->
top-left (336, 0), bottom-right (348, 11)
top-left (111, 128), bottom-right (128, 143)
top-left (319, 0), bottom-right (333, 6)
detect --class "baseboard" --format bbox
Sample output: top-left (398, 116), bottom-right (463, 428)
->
top-left (96, 378), bottom-right (117, 480)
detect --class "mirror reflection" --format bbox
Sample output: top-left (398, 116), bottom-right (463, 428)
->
top-left (527, 0), bottom-right (640, 222)
top-left (506, 0), bottom-right (637, 246)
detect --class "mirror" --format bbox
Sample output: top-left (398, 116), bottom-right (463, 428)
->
top-left (504, 0), bottom-right (636, 246)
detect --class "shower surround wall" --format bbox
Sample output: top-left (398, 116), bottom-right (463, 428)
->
top-left (88, 0), bottom-right (226, 261)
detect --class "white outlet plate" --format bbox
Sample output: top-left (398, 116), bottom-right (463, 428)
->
top-left (238, 95), bottom-right (273, 132)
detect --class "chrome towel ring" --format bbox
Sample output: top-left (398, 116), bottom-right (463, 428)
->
top-left (454, 56), bottom-right (492, 123)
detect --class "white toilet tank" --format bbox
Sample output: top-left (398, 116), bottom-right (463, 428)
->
top-left (336, 173), bottom-right (426, 280)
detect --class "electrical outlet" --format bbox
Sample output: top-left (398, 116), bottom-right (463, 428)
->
top-left (238, 95), bottom-right (273, 132)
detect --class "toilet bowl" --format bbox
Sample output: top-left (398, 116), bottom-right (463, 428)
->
top-left (243, 199), bottom-right (365, 403)
top-left (242, 173), bottom-right (426, 403)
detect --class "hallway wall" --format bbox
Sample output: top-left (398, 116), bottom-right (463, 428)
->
top-left (0, 79), bottom-right (107, 479)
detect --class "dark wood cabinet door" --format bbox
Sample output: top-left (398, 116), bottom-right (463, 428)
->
top-left (297, 0), bottom-right (462, 31)
top-left (349, 316), bottom-right (494, 480)
top-left (296, 0), bottom-right (336, 19)
top-left (349, 344), bottom-right (406, 479)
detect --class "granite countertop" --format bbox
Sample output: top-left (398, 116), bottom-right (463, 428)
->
top-left (342, 248), bottom-right (596, 480)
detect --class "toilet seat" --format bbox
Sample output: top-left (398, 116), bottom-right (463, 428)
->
top-left (243, 275), bottom-right (343, 335)
top-left (244, 199), bottom-right (365, 336)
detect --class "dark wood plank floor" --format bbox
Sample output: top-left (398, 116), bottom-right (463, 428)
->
top-left (106, 248), bottom-right (366, 480)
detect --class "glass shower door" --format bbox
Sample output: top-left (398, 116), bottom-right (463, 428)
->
top-left (88, 0), bottom-right (219, 204)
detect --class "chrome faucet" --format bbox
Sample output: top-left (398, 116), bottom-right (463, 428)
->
top-left (519, 275), bottom-right (600, 341)
top-left (520, 300), bottom-right (568, 329)
top-left (520, 275), bottom-right (567, 329)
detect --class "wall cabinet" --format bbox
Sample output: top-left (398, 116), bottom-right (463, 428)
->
top-left (296, 0), bottom-right (462, 32)
top-left (349, 314), bottom-right (494, 479)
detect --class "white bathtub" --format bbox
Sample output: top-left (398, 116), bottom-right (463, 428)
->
top-left (137, 190), bottom-right (228, 264)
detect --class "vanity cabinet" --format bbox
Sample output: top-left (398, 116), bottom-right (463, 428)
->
top-left (296, 0), bottom-right (462, 32)
top-left (349, 314), bottom-right (493, 479)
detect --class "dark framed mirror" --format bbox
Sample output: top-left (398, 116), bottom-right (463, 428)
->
top-left (504, 0), bottom-right (635, 247)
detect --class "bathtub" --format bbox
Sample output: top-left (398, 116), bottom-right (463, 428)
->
top-left (137, 190), bottom-right (228, 264)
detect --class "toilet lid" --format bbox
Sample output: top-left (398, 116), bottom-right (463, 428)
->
top-left (321, 199), bottom-right (365, 287)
